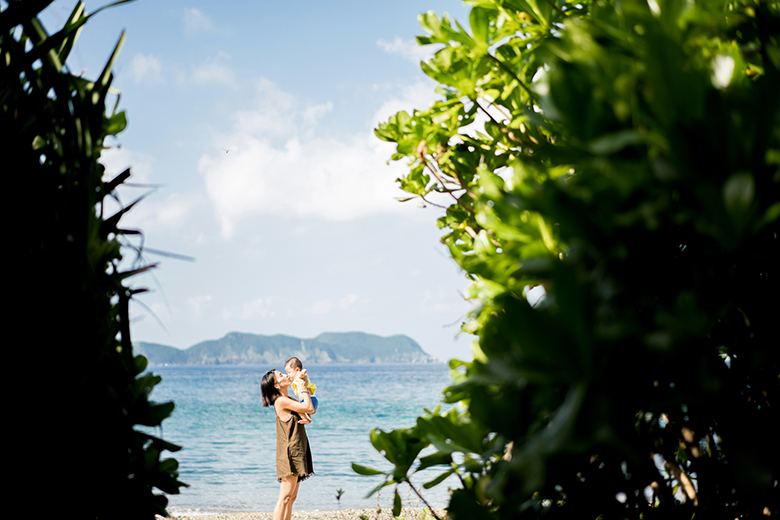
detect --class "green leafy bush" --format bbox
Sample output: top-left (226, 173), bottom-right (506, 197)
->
top-left (357, 0), bottom-right (779, 518)
top-left (2, 1), bottom-right (185, 518)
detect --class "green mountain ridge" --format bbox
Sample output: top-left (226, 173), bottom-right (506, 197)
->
top-left (134, 331), bottom-right (438, 365)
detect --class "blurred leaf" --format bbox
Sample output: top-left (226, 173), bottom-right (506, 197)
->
top-left (470, 7), bottom-right (490, 46)
top-left (422, 468), bottom-right (455, 489)
top-left (133, 354), bottom-right (148, 375)
top-left (417, 452), bottom-right (453, 472)
top-left (106, 111), bottom-right (127, 135)
top-left (586, 130), bottom-right (645, 156)
top-left (723, 171), bottom-right (755, 214)
top-left (351, 463), bottom-right (386, 476)
top-left (393, 488), bottom-right (402, 517)
top-left (358, 1), bottom-right (780, 518)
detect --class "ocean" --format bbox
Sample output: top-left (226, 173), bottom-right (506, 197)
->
top-left (142, 363), bottom-right (458, 514)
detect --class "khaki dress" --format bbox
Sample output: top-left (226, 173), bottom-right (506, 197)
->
top-left (276, 406), bottom-right (314, 482)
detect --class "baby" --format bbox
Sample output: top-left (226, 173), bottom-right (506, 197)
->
top-left (284, 356), bottom-right (319, 424)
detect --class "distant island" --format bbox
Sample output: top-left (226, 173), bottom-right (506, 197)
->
top-left (134, 331), bottom-right (438, 366)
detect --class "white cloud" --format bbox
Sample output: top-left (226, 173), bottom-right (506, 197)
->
top-left (338, 293), bottom-right (359, 310)
top-left (100, 147), bottom-right (202, 231)
top-left (377, 37), bottom-right (436, 64)
top-left (188, 295), bottom-right (212, 318)
top-left (241, 297), bottom-right (275, 319)
top-left (308, 300), bottom-right (334, 315)
top-left (191, 52), bottom-right (236, 87)
top-left (301, 102), bottom-right (334, 133)
top-left (151, 193), bottom-right (199, 228)
top-left (305, 294), bottom-right (360, 314)
top-left (198, 79), bottom-right (440, 238)
top-left (370, 80), bottom-right (438, 130)
top-left (127, 53), bottom-right (164, 86)
top-left (101, 145), bottom-right (155, 184)
top-left (231, 78), bottom-right (305, 138)
top-left (116, 192), bottom-right (201, 234)
top-left (419, 289), bottom-right (461, 315)
top-left (129, 297), bottom-right (167, 325)
top-left (184, 8), bottom-right (213, 36)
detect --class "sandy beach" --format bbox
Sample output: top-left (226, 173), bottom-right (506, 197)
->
top-left (166, 507), bottom-right (447, 520)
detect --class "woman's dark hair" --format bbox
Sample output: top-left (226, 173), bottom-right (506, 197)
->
top-left (261, 370), bottom-right (281, 407)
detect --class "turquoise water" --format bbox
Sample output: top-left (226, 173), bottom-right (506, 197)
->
top-left (144, 363), bottom-right (456, 513)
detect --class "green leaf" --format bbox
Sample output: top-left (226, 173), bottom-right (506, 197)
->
top-left (133, 354), bottom-right (148, 374)
top-left (351, 463), bottom-right (386, 476)
top-left (416, 452), bottom-right (453, 471)
top-left (144, 401), bottom-right (175, 426)
top-left (586, 130), bottom-right (645, 155)
top-left (104, 168), bottom-right (131, 192)
top-left (756, 201), bottom-right (780, 230)
top-left (422, 468), bottom-right (456, 489)
top-left (57, 2), bottom-right (86, 63)
top-left (469, 7), bottom-right (490, 46)
top-left (426, 435), bottom-right (474, 455)
top-left (722, 172), bottom-right (755, 215)
top-left (106, 110), bottom-right (127, 135)
top-left (95, 30), bottom-right (126, 96)
top-left (418, 11), bottom-right (443, 40)
top-left (393, 488), bottom-right (402, 518)
top-left (364, 479), bottom-right (394, 498)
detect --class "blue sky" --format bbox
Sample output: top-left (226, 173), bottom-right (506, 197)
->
top-left (39, 0), bottom-right (477, 361)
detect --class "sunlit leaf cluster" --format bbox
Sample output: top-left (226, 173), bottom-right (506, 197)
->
top-left (360, 0), bottom-right (779, 518)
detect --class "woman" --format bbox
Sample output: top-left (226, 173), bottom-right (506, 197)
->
top-left (261, 369), bottom-right (315, 520)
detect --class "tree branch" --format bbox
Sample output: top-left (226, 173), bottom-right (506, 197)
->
top-left (488, 54), bottom-right (535, 99)
top-left (406, 480), bottom-right (443, 520)
top-left (419, 143), bottom-right (475, 214)
top-left (544, 0), bottom-right (566, 17)
top-left (419, 194), bottom-right (450, 210)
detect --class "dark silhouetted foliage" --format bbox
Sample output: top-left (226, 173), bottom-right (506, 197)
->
top-left (1, 1), bottom-right (186, 518)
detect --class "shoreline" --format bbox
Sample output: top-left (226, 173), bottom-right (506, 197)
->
top-left (165, 506), bottom-right (447, 520)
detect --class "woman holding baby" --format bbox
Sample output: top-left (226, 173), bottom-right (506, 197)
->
top-left (261, 366), bottom-right (315, 520)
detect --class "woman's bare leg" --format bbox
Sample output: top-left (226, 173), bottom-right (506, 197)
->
top-left (273, 476), bottom-right (300, 520)
top-left (286, 478), bottom-right (301, 520)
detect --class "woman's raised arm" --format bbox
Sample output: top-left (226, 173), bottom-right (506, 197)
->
top-left (277, 387), bottom-right (315, 415)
